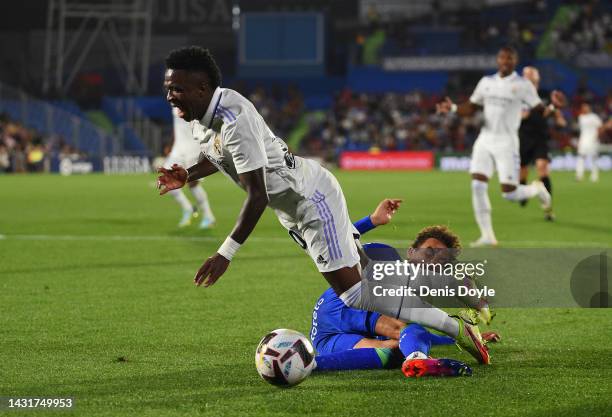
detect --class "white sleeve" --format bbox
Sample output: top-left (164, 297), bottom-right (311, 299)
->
top-left (223, 114), bottom-right (268, 174)
top-left (469, 78), bottom-right (487, 106)
top-left (521, 80), bottom-right (542, 109)
top-left (594, 115), bottom-right (603, 128)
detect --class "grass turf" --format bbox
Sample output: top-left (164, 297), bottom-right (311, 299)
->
top-left (1, 171), bottom-right (611, 417)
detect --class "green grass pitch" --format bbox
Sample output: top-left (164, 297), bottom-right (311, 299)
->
top-left (1, 170), bottom-right (611, 417)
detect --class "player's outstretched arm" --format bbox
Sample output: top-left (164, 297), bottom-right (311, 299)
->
top-left (157, 160), bottom-right (218, 194)
top-left (436, 97), bottom-right (480, 117)
top-left (194, 167), bottom-right (269, 288)
top-left (354, 198), bottom-right (402, 235)
top-left (370, 198), bottom-right (402, 226)
top-left (157, 164), bottom-right (188, 195)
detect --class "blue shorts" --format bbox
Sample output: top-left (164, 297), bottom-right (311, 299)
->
top-left (310, 288), bottom-right (382, 355)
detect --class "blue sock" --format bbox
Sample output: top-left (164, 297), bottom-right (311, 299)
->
top-left (399, 324), bottom-right (432, 358)
top-left (399, 324), bottom-right (455, 358)
top-left (314, 348), bottom-right (393, 371)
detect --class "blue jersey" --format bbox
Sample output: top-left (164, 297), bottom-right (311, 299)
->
top-left (309, 217), bottom-right (401, 354)
top-left (310, 288), bottom-right (381, 354)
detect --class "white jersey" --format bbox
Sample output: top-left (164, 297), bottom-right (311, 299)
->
top-left (191, 87), bottom-right (322, 212)
top-left (190, 87), bottom-right (360, 272)
top-left (578, 113), bottom-right (602, 147)
top-left (470, 72), bottom-right (541, 146)
top-left (172, 108), bottom-right (201, 155)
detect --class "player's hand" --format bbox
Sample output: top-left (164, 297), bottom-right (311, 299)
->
top-left (436, 97), bottom-right (453, 114)
top-left (194, 253), bottom-right (230, 287)
top-left (157, 164), bottom-right (188, 195)
top-left (550, 90), bottom-right (567, 108)
top-left (370, 198), bottom-right (403, 226)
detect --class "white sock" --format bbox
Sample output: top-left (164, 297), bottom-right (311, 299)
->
top-left (576, 156), bottom-right (584, 180)
top-left (590, 155), bottom-right (599, 181)
top-left (502, 183), bottom-right (538, 201)
top-left (405, 351), bottom-right (428, 360)
top-left (471, 180), bottom-right (496, 242)
top-left (169, 189), bottom-right (192, 212)
top-left (339, 282), bottom-right (460, 338)
top-left (190, 185), bottom-right (215, 220)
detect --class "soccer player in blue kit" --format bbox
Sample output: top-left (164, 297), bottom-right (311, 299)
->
top-left (309, 199), bottom-right (499, 377)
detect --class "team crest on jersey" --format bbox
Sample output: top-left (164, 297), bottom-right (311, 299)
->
top-left (213, 134), bottom-right (223, 155)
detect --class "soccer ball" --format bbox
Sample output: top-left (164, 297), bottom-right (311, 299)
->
top-left (255, 329), bottom-right (316, 387)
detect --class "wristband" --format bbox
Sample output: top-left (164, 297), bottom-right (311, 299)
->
top-left (354, 215), bottom-right (376, 234)
top-left (450, 103), bottom-right (458, 113)
top-left (547, 103), bottom-right (556, 112)
top-left (217, 236), bottom-right (241, 261)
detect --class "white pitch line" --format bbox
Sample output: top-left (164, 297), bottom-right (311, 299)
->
top-left (0, 234), bottom-right (609, 248)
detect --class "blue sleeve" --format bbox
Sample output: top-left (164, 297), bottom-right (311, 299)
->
top-left (353, 216), bottom-right (376, 235)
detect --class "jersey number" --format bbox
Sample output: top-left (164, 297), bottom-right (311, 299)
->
top-left (288, 230), bottom-right (307, 249)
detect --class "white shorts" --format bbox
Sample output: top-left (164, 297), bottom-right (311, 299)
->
top-left (469, 138), bottom-right (520, 185)
top-left (578, 141), bottom-right (598, 157)
top-left (273, 167), bottom-right (360, 273)
top-left (164, 149), bottom-right (200, 170)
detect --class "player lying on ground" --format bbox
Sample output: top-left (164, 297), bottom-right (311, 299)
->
top-left (437, 46), bottom-right (567, 247)
top-left (309, 200), bottom-right (499, 377)
top-left (165, 108), bottom-right (216, 228)
top-left (518, 66), bottom-right (567, 221)
top-left (156, 46), bottom-right (489, 364)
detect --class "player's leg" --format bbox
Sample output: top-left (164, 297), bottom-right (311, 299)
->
top-left (518, 143), bottom-right (534, 207)
top-left (315, 335), bottom-right (400, 371)
top-left (169, 189), bottom-right (194, 227)
top-left (469, 141), bottom-right (497, 246)
top-left (323, 266), bottom-right (489, 364)
top-left (400, 324), bottom-right (471, 377)
top-left (576, 152), bottom-right (585, 181)
top-left (296, 169), bottom-right (489, 363)
top-left (496, 148), bottom-right (550, 210)
top-left (163, 154), bottom-right (194, 227)
top-left (519, 165), bottom-right (529, 207)
top-left (535, 158), bottom-right (554, 220)
top-left (187, 180), bottom-right (216, 228)
top-left (589, 152), bottom-right (599, 182)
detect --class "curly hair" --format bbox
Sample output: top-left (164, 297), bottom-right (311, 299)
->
top-left (165, 46), bottom-right (222, 88)
top-left (411, 225), bottom-right (462, 250)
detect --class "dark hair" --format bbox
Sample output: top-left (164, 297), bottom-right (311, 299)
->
top-left (411, 225), bottom-right (462, 250)
top-left (165, 46), bottom-right (222, 88)
top-left (498, 45), bottom-right (518, 57)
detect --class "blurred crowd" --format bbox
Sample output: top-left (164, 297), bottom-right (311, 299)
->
top-left (0, 113), bottom-right (84, 173)
top-left (299, 88), bottom-right (612, 161)
top-left (551, 3), bottom-right (612, 60)
top-left (354, 0), bottom-right (610, 64)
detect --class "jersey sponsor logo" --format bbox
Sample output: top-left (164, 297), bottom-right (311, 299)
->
top-left (316, 255), bottom-right (328, 265)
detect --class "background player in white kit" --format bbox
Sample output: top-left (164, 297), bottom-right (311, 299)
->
top-left (156, 46), bottom-right (490, 364)
top-left (164, 108), bottom-right (216, 228)
top-left (437, 46), bottom-right (565, 247)
top-left (575, 103), bottom-right (603, 182)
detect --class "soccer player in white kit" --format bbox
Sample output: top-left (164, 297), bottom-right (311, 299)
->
top-left (437, 47), bottom-right (565, 247)
top-left (576, 103), bottom-right (603, 182)
top-left (164, 109), bottom-right (216, 228)
top-left (156, 46), bottom-right (490, 364)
